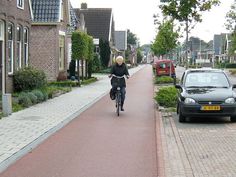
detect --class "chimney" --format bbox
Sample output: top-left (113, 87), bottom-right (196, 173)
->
top-left (81, 3), bottom-right (87, 9)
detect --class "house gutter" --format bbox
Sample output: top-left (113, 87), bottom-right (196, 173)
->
top-left (32, 22), bottom-right (60, 26)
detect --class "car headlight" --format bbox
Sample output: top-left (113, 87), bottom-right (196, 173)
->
top-left (225, 98), bottom-right (236, 104)
top-left (184, 98), bottom-right (196, 104)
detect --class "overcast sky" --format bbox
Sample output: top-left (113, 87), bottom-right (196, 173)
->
top-left (70, 0), bottom-right (235, 45)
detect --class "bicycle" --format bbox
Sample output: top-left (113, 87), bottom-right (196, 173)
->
top-left (111, 75), bottom-right (125, 116)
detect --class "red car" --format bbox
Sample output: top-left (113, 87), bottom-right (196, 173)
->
top-left (155, 59), bottom-right (176, 78)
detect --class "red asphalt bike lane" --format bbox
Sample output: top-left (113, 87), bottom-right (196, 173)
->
top-left (0, 65), bottom-right (158, 177)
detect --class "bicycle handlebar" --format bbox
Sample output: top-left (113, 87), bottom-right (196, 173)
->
top-left (111, 74), bottom-right (125, 79)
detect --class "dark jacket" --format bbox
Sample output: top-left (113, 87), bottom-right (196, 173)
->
top-left (110, 63), bottom-right (129, 87)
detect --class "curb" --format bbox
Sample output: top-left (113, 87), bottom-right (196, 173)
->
top-left (155, 109), bottom-right (166, 177)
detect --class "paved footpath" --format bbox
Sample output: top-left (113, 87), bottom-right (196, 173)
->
top-left (0, 65), bottom-right (159, 177)
top-left (159, 110), bottom-right (236, 177)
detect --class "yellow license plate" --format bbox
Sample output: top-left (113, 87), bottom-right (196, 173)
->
top-left (201, 105), bottom-right (221, 111)
top-left (159, 71), bottom-right (166, 73)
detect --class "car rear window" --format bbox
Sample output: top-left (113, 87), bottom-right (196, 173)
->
top-left (185, 72), bottom-right (230, 88)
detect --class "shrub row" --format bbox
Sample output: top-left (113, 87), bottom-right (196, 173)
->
top-left (155, 86), bottom-right (178, 108)
top-left (155, 76), bottom-right (174, 84)
top-left (49, 80), bottom-right (79, 87)
top-left (81, 77), bottom-right (98, 85)
top-left (18, 90), bottom-right (48, 107)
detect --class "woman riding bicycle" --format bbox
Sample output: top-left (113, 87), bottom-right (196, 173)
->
top-left (109, 56), bottom-right (130, 111)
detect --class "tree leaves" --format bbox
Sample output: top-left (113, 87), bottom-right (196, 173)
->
top-left (151, 20), bottom-right (179, 56)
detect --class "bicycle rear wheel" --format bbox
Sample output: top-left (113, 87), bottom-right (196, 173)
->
top-left (116, 94), bottom-right (120, 116)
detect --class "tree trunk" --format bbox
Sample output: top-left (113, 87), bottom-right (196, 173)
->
top-left (185, 19), bottom-right (189, 69)
top-left (81, 59), bottom-right (84, 81)
top-left (77, 60), bottom-right (81, 86)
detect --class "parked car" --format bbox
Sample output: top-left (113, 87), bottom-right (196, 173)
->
top-left (175, 68), bottom-right (236, 123)
top-left (155, 59), bottom-right (176, 78)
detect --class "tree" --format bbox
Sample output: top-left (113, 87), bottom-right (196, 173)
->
top-left (225, 3), bottom-right (236, 55)
top-left (99, 39), bottom-right (111, 67)
top-left (72, 31), bottom-right (89, 83)
top-left (225, 3), bottom-right (236, 32)
top-left (160, 0), bottom-right (220, 66)
top-left (137, 49), bottom-right (143, 63)
top-left (127, 29), bottom-right (138, 46)
top-left (151, 20), bottom-right (179, 56)
top-left (87, 36), bottom-right (94, 78)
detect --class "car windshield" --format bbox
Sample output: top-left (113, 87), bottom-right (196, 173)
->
top-left (184, 72), bottom-right (230, 88)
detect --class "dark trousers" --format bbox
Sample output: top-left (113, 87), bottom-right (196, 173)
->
top-left (112, 86), bottom-right (126, 106)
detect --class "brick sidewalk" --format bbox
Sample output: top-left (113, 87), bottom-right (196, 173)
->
top-left (0, 65), bottom-right (145, 173)
top-left (159, 110), bottom-right (236, 177)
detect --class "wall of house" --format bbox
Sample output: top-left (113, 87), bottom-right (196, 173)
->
top-left (0, 0), bottom-right (31, 93)
top-left (30, 25), bottom-right (59, 81)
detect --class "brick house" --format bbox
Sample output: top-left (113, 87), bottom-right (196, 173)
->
top-left (30, 0), bottom-right (78, 81)
top-left (75, 3), bottom-right (116, 66)
top-left (0, 0), bottom-right (32, 93)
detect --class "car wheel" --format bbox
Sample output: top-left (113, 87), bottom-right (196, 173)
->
top-left (178, 105), bottom-right (186, 123)
top-left (230, 116), bottom-right (236, 122)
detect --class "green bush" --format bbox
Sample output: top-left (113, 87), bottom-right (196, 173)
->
top-left (81, 77), bottom-right (97, 85)
top-left (92, 54), bottom-right (102, 73)
top-left (28, 92), bottom-right (38, 104)
top-left (45, 86), bottom-right (71, 99)
top-left (98, 67), bottom-right (111, 74)
top-left (12, 102), bottom-right (24, 112)
top-left (31, 90), bottom-right (45, 103)
top-left (155, 76), bottom-right (174, 84)
top-left (49, 80), bottom-right (79, 87)
top-left (14, 67), bottom-right (47, 92)
top-left (39, 89), bottom-right (49, 101)
top-left (18, 92), bottom-right (32, 107)
top-left (155, 86), bottom-right (178, 107)
top-left (226, 63), bottom-right (236, 68)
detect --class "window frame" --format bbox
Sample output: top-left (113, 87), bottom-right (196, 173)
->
top-left (17, 0), bottom-right (24, 9)
top-left (24, 27), bottom-right (29, 66)
top-left (16, 25), bottom-right (22, 70)
top-left (8, 23), bottom-right (14, 75)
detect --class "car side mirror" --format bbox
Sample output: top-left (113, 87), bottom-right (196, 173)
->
top-left (175, 84), bottom-right (181, 89)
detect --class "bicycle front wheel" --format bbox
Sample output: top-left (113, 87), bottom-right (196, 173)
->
top-left (116, 94), bottom-right (120, 116)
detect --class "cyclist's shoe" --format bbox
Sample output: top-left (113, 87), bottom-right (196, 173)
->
top-left (121, 107), bottom-right (124, 111)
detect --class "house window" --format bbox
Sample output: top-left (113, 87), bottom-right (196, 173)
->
top-left (60, 1), bottom-right (64, 21)
top-left (16, 25), bottom-right (22, 70)
top-left (0, 21), bottom-right (4, 40)
top-left (8, 23), bottom-right (14, 74)
top-left (59, 35), bottom-right (65, 71)
top-left (17, 0), bottom-right (24, 9)
top-left (24, 28), bottom-right (29, 66)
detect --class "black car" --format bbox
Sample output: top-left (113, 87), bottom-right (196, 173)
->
top-left (175, 69), bottom-right (236, 123)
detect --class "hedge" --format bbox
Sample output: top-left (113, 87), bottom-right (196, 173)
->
top-left (155, 86), bottom-right (178, 107)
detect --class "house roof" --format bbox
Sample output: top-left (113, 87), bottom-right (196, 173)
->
top-left (75, 8), bottom-right (113, 42)
top-left (68, 2), bottom-right (79, 32)
top-left (115, 31), bottom-right (127, 51)
top-left (31, 0), bottom-right (60, 22)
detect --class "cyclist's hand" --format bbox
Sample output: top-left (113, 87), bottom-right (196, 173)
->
top-left (108, 74), bottom-right (112, 78)
top-left (126, 75), bottom-right (130, 79)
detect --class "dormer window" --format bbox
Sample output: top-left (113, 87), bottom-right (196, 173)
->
top-left (17, 0), bottom-right (24, 9)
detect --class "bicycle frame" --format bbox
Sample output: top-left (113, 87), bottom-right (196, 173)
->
top-left (111, 75), bottom-right (125, 116)
top-left (116, 87), bottom-right (121, 116)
